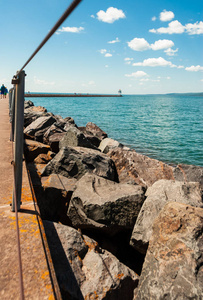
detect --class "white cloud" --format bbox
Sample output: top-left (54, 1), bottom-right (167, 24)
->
top-left (149, 20), bottom-right (185, 34)
top-left (34, 76), bottom-right (55, 86)
top-left (88, 81), bottom-right (95, 85)
top-left (164, 47), bottom-right (178, 56)
top-left (185, 21), bottom-right (203, 35)
top-left (185, 65), bottom-right (203, 72)
top-left (57, 26), bottom-right (84, 34)
top-left (177, 65), bottom-right (184, 69)
top-left (124, 58), bottom-right (134, 61)
top-left (105, 65), bottom-right (109, 68)
top-left (160, 10), bottom-right (175, 22)
top-left (108, 37), bottom-right (120, 44)
top-left (97, 7), bottom-right (126, 23)
top-left (125, 71), bottom-right (148, 78)
top-left (99, 49), bottom-right (107, 54)
top-left (201, 79), bottom-right (203, 82)
top-left (151, 39), bottom-right (174, 50)
top-left (104, 53), bottom-right (112, 57)
top-left (128, 38), bottom-right (150, 51)
top-left (133, 57), bottom-right (173, 67)
top-left (167, 77), bottom-right (171, 79)
top-left (149, 20), bottom-right (203, 35)
top-left (152, 16), bottom-right (157, 21)
top-left (91, 15), bottom-right (95, 18)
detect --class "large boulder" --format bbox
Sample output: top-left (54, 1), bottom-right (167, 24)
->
top-left (130, 180), bottom-right (202, 254)
top-left (24, 139), bottom-right (51, 162)
top-left (135, 202), bottom-right (203, 299)
top-left (38, 174), bottom-right (77, 223)
top-left (43, 221), bottom-right (139, 300)
top-left (108, 148), bottom-right (175, 187)
top-left (43, 122), bottom-right (66, 143)
top-left (24, 115), bottom-right (56, 140)
top-left (99, 138), bottom-right (124, 154)
top-left (68, 173), bottom-right (145, 234)
top-left (41, 146), bottom-right (118, 182)
top-left (24, 105), bottom-right (49, 127)
top-left (47, 132), bottom-right (67, 153)
top-left (59, 127), bottom-right (98, 150)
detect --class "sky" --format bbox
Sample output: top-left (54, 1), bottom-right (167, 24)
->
top-left (0, 0), bottom-right (202, 94)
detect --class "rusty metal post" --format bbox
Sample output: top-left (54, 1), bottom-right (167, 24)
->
top-left (11, 71), bottom-right (25, 212)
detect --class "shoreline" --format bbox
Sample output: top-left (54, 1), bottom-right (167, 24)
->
top-left (25, 93), bottom-right (122, 98)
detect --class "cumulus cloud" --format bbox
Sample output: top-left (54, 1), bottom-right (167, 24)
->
top-left (128, 38), bottom-right (175, 52)
top-left (91, 15), bottom-right (95, 18)
top-left (125, 71), bottom-right (148, 78)
top-left (133, 57), bottom-right (174, 67)
top-left (185, 65), bottom-right (203, 72)
top-left (57, 26), bottom-right (84, 34)
top-left (160, 10), bottom-right (175, 22)
top-left (108, 37), bottom-right (120, 44)
top-left (105, 53), bottom-right (112, 57)
top-left (149, 20), bottom-right (203, 35)
top-left (99, 49), bottom-right (107, 54)
top-left (34, 76), bottom-right (55, 86)
top-left (164, 47), bottom-right (178, 56)
top-left (97, 7), bottom-right (126, 23)
top-left (128, 38), bottom-right (150, 51)
top-left (152, 16), bottom-right (157, 21)
top-left (149, 20), bottom-right (185, 34)
top-left (185, 21), bottom-right (203, 35)
top-left (124, 58), bottom-right (134, 61)
top-left (151, 39), bottom-right (174, 50)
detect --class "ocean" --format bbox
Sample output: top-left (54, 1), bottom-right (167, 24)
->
top-left (27, 94), bottom-right (203, 167)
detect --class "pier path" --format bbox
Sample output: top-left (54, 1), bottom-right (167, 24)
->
top-left (0, 95), bottom-right (61, 299)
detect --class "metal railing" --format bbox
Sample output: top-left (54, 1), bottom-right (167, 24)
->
top-left (9, 1), bottom-right (82, 299)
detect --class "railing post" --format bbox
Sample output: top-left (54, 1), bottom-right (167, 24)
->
top-left (9, 87), bottom-right (15, 141)
top-left (11, 71), bottom-right (25, 212)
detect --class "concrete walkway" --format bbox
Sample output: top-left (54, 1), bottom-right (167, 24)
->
top-left (0, 95), bottom-right (61, 299)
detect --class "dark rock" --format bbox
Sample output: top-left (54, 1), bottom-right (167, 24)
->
top-left (38, 174), bottom-right (77, 223)
top-left (130, 179), bottom-right (202, 254)
top-left (43, 221), bottom-right (139, 300)
top-left (43, 123), bottom-right (66, 144)
top-left (24, 139), bottom-right (51, 162)
top-left (59, 127), bottom-right (98, 150)
top-left (108, 147), bottom-right (175, 187)
top-left (24, 116), bottom-right (56, 140)
top-left (24, 106), bottom-right (49, 127)
top-left (68, 173), bottom-right (145, 235)
top-left (85, 122), bottom-right (108, 140)
top-left (41, 146), bottom-right (118, 182)
top-left (48, 132), bottom-right (67, 153)
top-left (24, 100), bottom-right (34, 109)
top-left (135, 202), bottom-right (203, 299)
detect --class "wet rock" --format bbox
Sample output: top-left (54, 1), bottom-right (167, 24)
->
top-left (43, 221), bottom-right (139, 300)
top-left (135, 202), bottom-right (203, 299)
top-left (108, 147), bottom-right (175, 187)
top-left (41, 146), bottom-right (118, 182)
top-left (130, 179), bottom-right (202, 254)
top-left (38, 174), bottom-right (77, 223)
top-left (24, 139), bottom-right (51, 162)
top-left (59, 127), bottom-right (98, 150)
top-left (99, 138), bottom-right (123, 154)
top-left (68, 173), bottom-right (145, 235)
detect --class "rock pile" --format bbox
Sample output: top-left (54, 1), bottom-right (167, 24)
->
top-left (24, 100), bottom-right (203, 300)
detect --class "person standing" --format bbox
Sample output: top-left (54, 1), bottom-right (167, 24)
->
top-left (1, 84), bottom-right (6, 99)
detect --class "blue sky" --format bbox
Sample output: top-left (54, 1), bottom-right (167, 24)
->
top-left (0, 0), bottom-right (202, 94)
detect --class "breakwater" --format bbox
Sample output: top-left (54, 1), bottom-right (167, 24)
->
top-left (25, 93), bottom-right (122, 97)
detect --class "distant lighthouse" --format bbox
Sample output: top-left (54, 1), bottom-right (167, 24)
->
top-left (118, 89), bottom-right (122, 96)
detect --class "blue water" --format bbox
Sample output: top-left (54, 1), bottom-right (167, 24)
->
top-left (28, 94), bottom-right (203, 167)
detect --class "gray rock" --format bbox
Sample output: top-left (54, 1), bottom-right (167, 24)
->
top-left (41, 146), bottom-right (118, 182)
top-left (68, 173), bottom-right (145, 234)
top-left (59, 127), bottom-right (98, 150)
top-left (173, 164), bottom-right (203, 193)
top-left (24, 100), bottom-right (34, 109)
top-left (43, 122), bottom-right (66, 144)
top-left (130, 179), bottom-right (202, 254)
top-left (43, 221), bottom-right (139, 300)
top-left (48, 132), bottom-right (67, 153)
top-left (24, 115), bottom-right (56, 139)
top-left (135, 202), bottom-right (203, 300)
top-left (99, 138), bottom-right (123, 154)
top-left (85, 122), bottom-right (108, 140)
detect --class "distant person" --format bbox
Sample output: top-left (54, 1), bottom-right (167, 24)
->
top-left (1, 84), bottom-right (6, 99)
